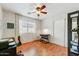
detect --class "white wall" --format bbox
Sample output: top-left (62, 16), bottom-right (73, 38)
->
top-left (0, 6), bottom-right (68, 46)
top-left (42, 15), bottom-right (68, 47)
top-left (0, 6), bottom-right (3, 39)
top-left (1, 9), bottom-right (42, 43)
top-left (15, 14), bottom-right (19, 42)
top-left (0, 5), bottom-right (68, 46)
top-left (53, 20), bottom-right (65, 47)
top-left (18, 15), bottom-right (42, 43)
top-left (2, 10), bottom-right (16, 38)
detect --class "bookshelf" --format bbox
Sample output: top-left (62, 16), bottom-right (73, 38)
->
top-left (68, 11), bottom-right (79, 56)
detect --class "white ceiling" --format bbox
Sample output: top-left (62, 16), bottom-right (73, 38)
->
top-left (0, 3), bottom-right (79, 20)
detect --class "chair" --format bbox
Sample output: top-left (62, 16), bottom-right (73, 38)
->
top-left (17, 36), bottom-right (22, 46)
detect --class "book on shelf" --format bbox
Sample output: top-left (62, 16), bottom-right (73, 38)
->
top-left (71, 41), bottom-right (78, 46)
top-left (72, 26), bottom-right (77, 32)
top-left (71, 48), bottom-right (78, 54)
top-left (72, 45), bottom-right (77, 50)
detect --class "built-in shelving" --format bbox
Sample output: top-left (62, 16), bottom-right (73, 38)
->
top-left (71, 41), bottom-right (78, 46)
top-left (68, 11), bottom-right (79, 56)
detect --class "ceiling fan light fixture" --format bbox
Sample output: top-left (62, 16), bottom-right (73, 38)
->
top-left (36, 10), bottom-right (40, 14)
top-left (36, 10), bottom-right (41, 16)
top-left (27, 3), bottom-right (47, 16)
top-left (36, 7), bottom-right (41, 11)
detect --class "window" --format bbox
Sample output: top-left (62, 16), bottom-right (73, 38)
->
top-left (27, 22), bottom-right (36, 33)
top-left (19, 19), bottom-right (36, 34)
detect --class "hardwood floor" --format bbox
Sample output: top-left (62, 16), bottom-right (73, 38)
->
top-left (17, 40), bottom-right (67, 56)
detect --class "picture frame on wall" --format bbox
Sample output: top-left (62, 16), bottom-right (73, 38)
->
top-left (7, 23), bottom-right (14, 29)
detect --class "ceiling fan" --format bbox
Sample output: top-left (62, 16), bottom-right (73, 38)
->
top-left (27, 4), bottom-right (47, 17)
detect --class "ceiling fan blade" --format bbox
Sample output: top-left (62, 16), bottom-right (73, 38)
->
top-left (41, 11), bottom-right (47, 14)
top-left (27, 11), bottom-right (36, 14)
top-left (36, 4), bottom-right (46, 11)
top-left (40, 5), bottom-right (46, 10)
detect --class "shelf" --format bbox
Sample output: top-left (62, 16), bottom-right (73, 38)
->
top-left (72, 30), bottom-right (77, 32)
top-left (71, 41), bottom-right (78, 46)
top-left (70, 48), bottom-right (78, 54)
top-left (72, 45), bottom-right (77, 50)
top-left (68, 10), bottom-right (79, 56)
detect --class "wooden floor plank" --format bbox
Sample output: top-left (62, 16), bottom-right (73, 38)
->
top-left (17, 40), bottom-right (67, 56)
